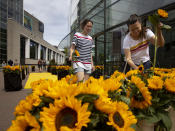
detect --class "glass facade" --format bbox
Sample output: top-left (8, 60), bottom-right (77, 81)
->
top-left (60, 0), bottom-right (175, 75)
top-left (48, 49), bottom-right (51, 61)
top-left (0, 0), bottom-right (23, 64)
top-left (40, 45), bottom-right (46, 60)
top-left (30, 40), bottom-right (38, 59)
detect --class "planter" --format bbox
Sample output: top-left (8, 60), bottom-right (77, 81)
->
top-left (169, 107), bottom-right (175, 131)
top-left (57, 70), bottom-right (69, 80)
top-left (22, 69), bottom-right (25, 80)
top-left (32, 66), bottom-right (35, 72)
top-left (136, 120), bottom-right (154, 131)
top-left (4, 72), bottom-right (22, 91)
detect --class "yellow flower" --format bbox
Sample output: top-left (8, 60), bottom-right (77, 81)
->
top-left (43, 79), bottom-right (80, 99)
top-left (40, 96), bottom-right (91, 131)
top-left (107, 101), bottom-right (137, 130)
top-left (158, 9), bottom-right (168, 18)
top-left (148, 76), bottom-right (163, 90)
top-left (130, 76), bottom-right (152, 109)
top-left (7, 111), bottom-right (40, 131)
top-left (126, 70), bottom-right (139, 78)
top-left (14, 94), bottom-right (41, 115)
top-left (138, 64), bottom-right (144, 73)
top-left (103, 78), bottom-right (122, 92)
top-left (75, 49), bottom-right (80, 56)
top-left (164, 78), bottom-right (175, 93)
top-left (94, 96), bottom-right (114, 114)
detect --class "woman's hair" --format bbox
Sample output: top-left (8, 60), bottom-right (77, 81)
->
top-left (127, 14), bottom-right (147, 39)
top-left (81, 19), bottom-right (93, 30)
top-left (127, 14), bottom-right (142, 26)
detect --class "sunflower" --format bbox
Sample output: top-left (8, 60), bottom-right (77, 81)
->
top-left (130, 76), bottom-right (152, 109)
top-left (103, 78), bottom-right (122, 92)
top-left (43, 79), bottom-right (80, 99)
top-left (126, 70), bottom-right (139, 78)
top-left (40, 96), bottom-right (91, 131)
top-left (164, 78), bottom-right (175, 93)
top-left (74, 49), bottom-right (80, 56)
top-left (65, 74), bottom-right (78, 84)
top-left (158, 9), bottom-right (168, 18)
top-left (14, 94), bottom-right (41, 115)
top-left (147, 76), bottom-right (163, 90)
top-left (94, 96), bottom-right (114, 114)
top-left (79, 80), bottom-right (108, 98)
top-left (7, 111), bottom-right (40, 131)
top-left (138, 64), bottom-right (144, 73)
top-left (107, 101), bottom-right (137, 131)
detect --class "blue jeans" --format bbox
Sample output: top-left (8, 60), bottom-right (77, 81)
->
top-left (142, 60), bottom-right (151, 70)
top-left (125, 60), bottom-right (151, 73)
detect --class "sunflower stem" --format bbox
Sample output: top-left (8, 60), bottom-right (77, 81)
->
top-left (153, 26), bottom-right (158, 72)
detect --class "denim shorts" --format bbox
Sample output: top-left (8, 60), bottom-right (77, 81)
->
top-left (74, 66), bottom-right (91, 74)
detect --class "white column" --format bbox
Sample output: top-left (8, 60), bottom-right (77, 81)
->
top-left (46, 48), bottom-right (48, 61)
top-left (38, 44), bottom-right (41, 60)
top-left (25, 38), bottom-right (30, 58)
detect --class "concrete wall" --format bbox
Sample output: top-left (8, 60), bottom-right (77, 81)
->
top-left (7, 18), bottom-right (65, 65)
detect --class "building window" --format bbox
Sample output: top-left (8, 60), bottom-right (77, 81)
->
top-left (30, 40), bottom-right (38, 59)
top-left (39, 21), bottom-right (44, 33)
top-left (24, 15), bottom-right (32, 31)
top-left (40, 45), bottom-right (46, 60)
top-left (48, 49), bottom-right (51, 61)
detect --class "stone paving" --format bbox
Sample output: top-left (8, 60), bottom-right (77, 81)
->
top-left (0, 68), bottom-right (44, 131)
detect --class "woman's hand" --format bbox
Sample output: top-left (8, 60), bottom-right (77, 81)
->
top-left (92, 65), bottom-right (95, 72)
top-left (69, 56), bottom-right (72, 61)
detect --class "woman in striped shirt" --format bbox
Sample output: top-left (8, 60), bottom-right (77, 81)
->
top-left (123, 14), bottom-right (164, 72)
top-left (69, 19), bottom-right (95, 82)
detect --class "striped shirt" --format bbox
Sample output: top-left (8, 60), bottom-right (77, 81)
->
top-left (72, 32), bottom-right (94, 62)
top-left (123, 29), bottom-right (155, 65)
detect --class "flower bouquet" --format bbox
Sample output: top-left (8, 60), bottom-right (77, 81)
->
top-left (91, 65), bottom-right (104, 79)
top-left (8, 72), bottom-right (137, 131)
top-left (125, 66), bottom-right (175, 130)
top-left (56, 65), bottom-right (71, 80)
top-left (3, 65), bottom-right (22, 91)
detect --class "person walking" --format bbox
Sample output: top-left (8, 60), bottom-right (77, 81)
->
top-left (123, 14), bottom-right (164, 72)
top-left (69, 19), bottom-right (95, 82)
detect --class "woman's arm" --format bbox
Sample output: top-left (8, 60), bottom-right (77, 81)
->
top-left (124, 49), bottom-right (138, 69)
top-left (69, 44), bottom-right (75, 61)
top-left (149, 23), bottom-right (165, 47)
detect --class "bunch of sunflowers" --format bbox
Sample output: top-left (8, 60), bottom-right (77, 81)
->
top-left (8, 71), bottom-right (138, 131)
top-left (91, 65), bottom-right (104, 79)
top-left (3, 65), bottom-right (21, 74)
top-left (125, 66), bottom-right (175, 130)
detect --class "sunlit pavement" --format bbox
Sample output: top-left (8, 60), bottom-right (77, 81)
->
top-left (0, 68), bottom-right (46, 131)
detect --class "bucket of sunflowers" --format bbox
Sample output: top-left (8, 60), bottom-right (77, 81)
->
top-left (125, 66), bottom-right (175, 131)
top-left (3, 65), bottom-right (22, 91)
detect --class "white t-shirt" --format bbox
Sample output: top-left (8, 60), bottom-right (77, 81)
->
top-left (123, 29), bottom-right (155, 65)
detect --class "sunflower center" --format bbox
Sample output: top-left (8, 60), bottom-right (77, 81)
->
top-left (25, 126), bottom-right (33, 131)
top-left (113, 112), bottom-right (124, 128)
top-left (55, 107), bottom-right (77, 131)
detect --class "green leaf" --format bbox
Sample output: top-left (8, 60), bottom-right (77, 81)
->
top-left (145, 114), bottom-right (161, 123)
top-left (89, 113), bottom-right (100, 127)
top-left (148, 15), bottom-right (159, 26)
top-left (120, 96), bottom-right (130, 105)
top-left (40, 96), bottom-right (54, 103)
top-left (157, 111), bottom-right (172, 130)
top-left (75, 94), bottom-right (99, 103)
top-left (161, 24), bottom-right (172, 30)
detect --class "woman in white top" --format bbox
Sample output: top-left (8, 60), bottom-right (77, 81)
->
top-left (123, 14), bottom-right (164, 72)
top-left (69, 19), bottom-right (95, 82)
